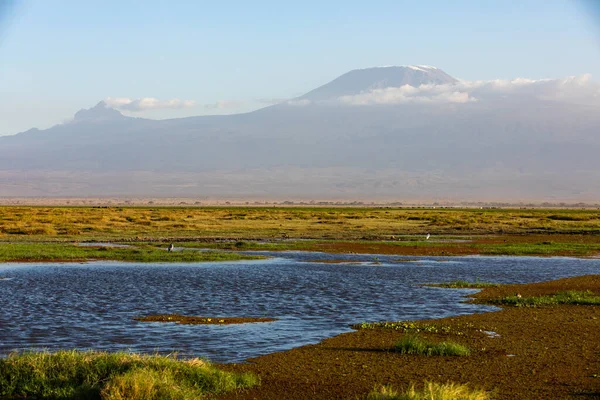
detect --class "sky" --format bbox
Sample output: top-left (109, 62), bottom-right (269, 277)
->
top-left (1, 0), bottom-right (599, 136)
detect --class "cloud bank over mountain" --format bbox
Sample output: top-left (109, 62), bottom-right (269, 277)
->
top-left (338, 74), bottom-right (599, 105)
top-left (105, 97), bottom-right (196, 111)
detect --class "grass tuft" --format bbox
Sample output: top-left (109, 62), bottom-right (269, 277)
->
top-left (489, 290), bottom-right (600, 307)
top-left (395, 335), bottom-right (470, 356)
top-left (0, 350), bottom-right (258, 400)
top-left (368, 381), bottom-right (489, 400)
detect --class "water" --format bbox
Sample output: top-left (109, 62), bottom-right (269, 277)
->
top-left (0, 252), bottom-right (598, 363)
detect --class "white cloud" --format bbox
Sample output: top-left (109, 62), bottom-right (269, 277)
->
top-left (105, 97), bottom-right (196, 112)
top-left (256, 97), bottom-right (289, 105)
top-left (287, 99), bottom-right (311, 106)
top-left (338, 75), bottom-right (600, 106)
top-left (204, 100), bottom-right (245, 110)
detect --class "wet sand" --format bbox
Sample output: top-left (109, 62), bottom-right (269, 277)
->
top-left (219, 275), bottom-right (600, 399)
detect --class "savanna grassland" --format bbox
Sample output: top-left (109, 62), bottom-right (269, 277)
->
top-left (0, 206), bottom-right (599, 261)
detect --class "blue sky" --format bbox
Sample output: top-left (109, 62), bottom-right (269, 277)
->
top-left (1, 0), bottom-right (599, 135)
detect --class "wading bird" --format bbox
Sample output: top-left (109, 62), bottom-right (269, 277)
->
top-left (426, 233), bottom-right (431, 240)
top-left (168, 243), bottom-right (174, 252)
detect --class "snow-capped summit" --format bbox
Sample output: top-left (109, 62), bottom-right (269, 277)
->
top-left (299, 65), bottom-right (457, 101)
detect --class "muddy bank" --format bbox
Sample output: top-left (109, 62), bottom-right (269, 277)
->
top-left (218, 275), bottom-right (600, 399)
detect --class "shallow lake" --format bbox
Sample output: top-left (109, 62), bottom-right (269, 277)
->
top-left (0, 251), bottom-right (598, 363)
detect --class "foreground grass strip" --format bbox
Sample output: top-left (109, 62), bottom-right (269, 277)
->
top-left (0, 243), bottom-right (262, 263)
top-left (489, 290), bottom-right (600, 307)
top-left (424, 280), bottom-right (501, 289)
top-left (368, 381), bottom-right (489, 400)
top-left (395, 335), bottom-right (470, 356)
top-left (0, 350), bottom-right (258, 400)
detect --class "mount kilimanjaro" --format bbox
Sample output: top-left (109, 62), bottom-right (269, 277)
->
top-left (1, 66), bottom-right (599, 201)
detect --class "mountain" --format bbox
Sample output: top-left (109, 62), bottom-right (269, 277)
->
top-left (1, 66), bottom-right (599, 201)
top-left (299, 65), bottom-right (457, 101)
top-left (73, 101), bottom-right (129, 122)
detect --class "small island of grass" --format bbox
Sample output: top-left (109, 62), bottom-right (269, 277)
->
top-left (135, 314), bottom-right (277, 325)
top-left (423, 280), bottom-right (501, 289)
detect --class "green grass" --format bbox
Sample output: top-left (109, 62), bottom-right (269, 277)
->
top-left (0, 350), bottom-right (258, 399)
top-left (368, 381), bottom-right (489, 400)
top-left (395, 335), bottom-right (471, 356)
top-left (489, 290), bottom-right (600, 307)
top-left (424, 280), bottom-right (501, 289)
top-left (0, 243), bottom-right (262, 263)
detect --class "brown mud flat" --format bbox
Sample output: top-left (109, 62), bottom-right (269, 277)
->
top-left (134, 314), bottom-right (277, 325)
top-left (218, 275), bottom-right (600, 400)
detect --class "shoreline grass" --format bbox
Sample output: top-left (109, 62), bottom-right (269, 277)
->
top-left (394, 335), bottom-right (470, 356)
top-left (353, 320), bottom-right (480, 336)
top-left (368, 381), bottom-right (489, 400)
top-left (0, 350), bottom-right (258, 400)
top-left (0, 243), bottom-right (262, 263)
top-left (487, 290), bottom-right (600, 307)
top-left (354, 321), bottom-right (453, 334)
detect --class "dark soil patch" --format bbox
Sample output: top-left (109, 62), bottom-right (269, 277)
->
top-left (135, 314), bottom-right (277, 325)
top-left (218, 275), bottom-right (600, 400)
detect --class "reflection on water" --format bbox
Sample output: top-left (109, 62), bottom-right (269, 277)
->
top-left (0, 252), bottom-right (598, 363)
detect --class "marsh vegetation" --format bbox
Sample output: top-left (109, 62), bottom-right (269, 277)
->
top-left (2, 206), bottom-right (600, 258)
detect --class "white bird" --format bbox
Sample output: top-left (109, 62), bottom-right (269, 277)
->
top-left (168, 243), bottom-right (174, 252)
top-left (426, 233), bottom-right (431, 240)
